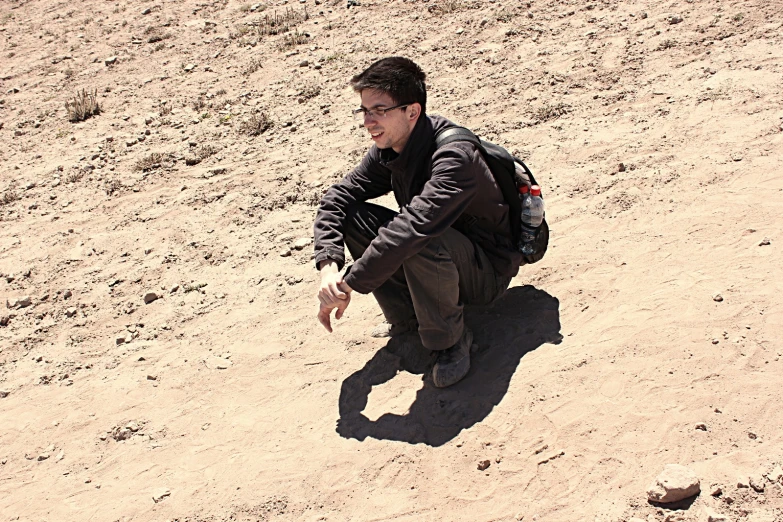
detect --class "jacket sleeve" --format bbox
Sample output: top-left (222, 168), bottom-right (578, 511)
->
top-left (343, 142), bottom-right (479, 294)
top-left (313, 148), bottom-right (392, 271)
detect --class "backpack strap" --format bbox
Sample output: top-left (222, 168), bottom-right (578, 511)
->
top-left (433, 126), bottom-right (523, 246)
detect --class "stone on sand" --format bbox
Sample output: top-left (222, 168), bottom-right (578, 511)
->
top-left (143, 292), bottom-right (159, 304)
top-left (293, 237), bottom-right (312, 250)
top-left (646, 464), bottom-right (700, 503)
top-left (152, 488), bottom-right (171, 503)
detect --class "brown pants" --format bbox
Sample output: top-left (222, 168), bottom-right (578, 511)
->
top-left (344, 202), bottom-right (512, 351)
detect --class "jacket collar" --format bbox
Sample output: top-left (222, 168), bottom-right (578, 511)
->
top-left (378, 115), bottom-right (434, 174)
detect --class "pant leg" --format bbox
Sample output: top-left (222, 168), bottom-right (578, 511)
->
top-left (343, 202), bottom-right (416, 326)
top-left (403, 227), bottom-right (510, 351)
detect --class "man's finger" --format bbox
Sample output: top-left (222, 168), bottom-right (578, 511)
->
top-left (328, 281), bottom-right (347, 300)
top-left (335, 295), bottom-right (350, 320)
top-left (318, 308), bottom-right (333, 333)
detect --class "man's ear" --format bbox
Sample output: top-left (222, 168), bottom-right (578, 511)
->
top-left (408, 103), bottom-right (421, 122)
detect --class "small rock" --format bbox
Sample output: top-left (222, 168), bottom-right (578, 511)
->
top-left (766, 465), bottom-right (783, 483)
top-left (0, 315), bottom-right (9, 327)
top-left (147, 374), bottom-right (158, 381)
top-left (477, 460), bottom-right (490, 471)
top-left (748, 431), bottom-right (757, 440)
top-left (126, 421), bottom-right (140, 432)
top-left (112, 426), bottom-right (133, 441)
top-left (7, 296), bottom-right (32, 309)
top-left (695, 422), bottom-right (707, 431)
top-left (37, 453), bottom-right (50, 461)
top-left (55, 450), bottom-right (65, 462)
top-left (737, 477), bottom-right (749, 488)
top-left (143, 292), bottom-right (159, 304)
top-left (618, 162), bottom-right (626, 173)
top-left (667, 14), bottom-right (683, 24)
top-left (705, 508), bottom-right (729, 522)
top-left (116, 334), bottom-right (128, 345)
top-left (280, 248), bottom-right (292, 257)
top-left (647, 464), bottom-right (700, 503)
top-left (713, 294), bottom-right (723, 302)
top-left (105, 56), bottom-right (118, 66)
top-left (711, 484), bottom-right (723, 496)
top-left (170, 284), bottom-right (179, 293)
top-left (293, 237), bottom-right (312, 250)
top-left (299, 60), bottom-right (309, 67)
top-left (63, 290), bottom-right (72, 299)
top-left (0, 390), bottom-right (9, 398)
top-left (141, 7), bottom-right (151, 14)
top-left (758, 238), bottom-right (770, 246)
top-left (184, 63), bottom-right (196, 73)
top-left (152, 488), bottom-right (171, 503)
top-left (65, 307), bottom-right (77, 318)
top-left (749, 474), bottom-right (765, 492)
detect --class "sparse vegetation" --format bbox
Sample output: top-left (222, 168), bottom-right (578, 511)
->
top-left (243, 58), bottom-right (263, 76)
top-left (105, 179), bottom-right (122, 195)
top-left (183, 282), bottom-right (207, 293)
top-left (655, 39), bottom-right (677, 51)
top-left (134, 152), bottom-right (172, 172)
top-left (254, 7), bottom-right (308, 37)
top-left (65, 170), bottom-right (84, 183)
top-left (193, 97), bottom-right (207, 112)
top-left (1, 190), bottom-right (19, 206)
top-left (278, 29), bottom-right (308, 50)
top-left (240, 112), bottom-right (273, 136)
top-left (532, 102), bottom-right (570, 123)
top-left (65, 88), bottom-right (100, 122)
top-left (428, 0), bottom-right (473, 15)
top-left (732, 12), bottom-right (744, 22)
top-left (185, 144), bottom-right (220, 166)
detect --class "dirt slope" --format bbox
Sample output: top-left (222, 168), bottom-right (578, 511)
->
top-left (1, 0), bottom-right (782, 520)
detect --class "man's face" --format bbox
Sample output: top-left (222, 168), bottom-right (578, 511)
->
top-left (359, 89), bottom-right (419, 153)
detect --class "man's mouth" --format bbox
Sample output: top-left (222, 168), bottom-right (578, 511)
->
top-left (369, 130), bottom-right (383, 139)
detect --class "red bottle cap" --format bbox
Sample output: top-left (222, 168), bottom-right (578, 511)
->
top-left (531, 185), bottom-right (541, 196)
top-left (518, 185), bottom-right (530, 195)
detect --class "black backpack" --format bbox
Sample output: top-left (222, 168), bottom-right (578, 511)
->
top-left (434, 126), bottom-right (549, 265)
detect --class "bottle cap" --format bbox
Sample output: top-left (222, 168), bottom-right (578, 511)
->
top-left (518, 184), bottom-right (529, 195)
top-left (530, 185), bottom-right (541, 196)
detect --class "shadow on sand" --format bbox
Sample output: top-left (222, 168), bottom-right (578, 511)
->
top-left (336, 285), bottom-right (562, 447)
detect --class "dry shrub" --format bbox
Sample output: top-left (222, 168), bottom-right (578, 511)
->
top-left (65, 88), bottom-right (100, 122)
top-left (193, 97), bottom-right (207, 111)
top-left (243, 58), bottom-right (263, 76)
top-left (185, 145), bottom-right (221, 166)
top-left (255, 7), bottom-right (308, 37)
top-left (240, 112), bottom-right (273, 136)
top-left (428, 0), bottom-right (473, 15)
top-left (533, 102), bottom-right (570, 123)
top-left (278, 29), bottom-right (308, 50)
top-left (65, 170), bottom-right (84, 183)
top-left (134, 152), bottom-right (172, 172)
top-left (1, 190), bottom-right (19, 206)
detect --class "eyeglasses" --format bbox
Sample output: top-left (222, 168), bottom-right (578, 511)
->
top-left (352, 103), bottom-right (410, 122)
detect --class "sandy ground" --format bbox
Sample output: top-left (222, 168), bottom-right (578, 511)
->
top-left (1, 0), bottom-right (782, 520)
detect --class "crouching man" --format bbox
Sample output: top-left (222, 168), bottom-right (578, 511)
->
top-left (313, 57), bottom-right (523, 388)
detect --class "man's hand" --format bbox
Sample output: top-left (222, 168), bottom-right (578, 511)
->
top-left (317, 260), bottom-right (353, 333)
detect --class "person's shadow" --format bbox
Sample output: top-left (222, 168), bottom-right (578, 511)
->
top-left (336, 285), bottom-right (562, 447)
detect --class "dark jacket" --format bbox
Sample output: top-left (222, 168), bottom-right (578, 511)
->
top-left (313, 114), bottom-right (522, 294)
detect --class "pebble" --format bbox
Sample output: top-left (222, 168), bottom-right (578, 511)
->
top-left (758, 238), bottom-right (770, 246)
top-left (65, 307), bottom-right (77, 318)
top-left (749, 474), bottom-right (765, 492)
top-left (667, 14), bottom-right (683, 24)
top-left (477, 460), bottom-right (490, 471)
top-left (141, 7), bottom-right (151, 14)
top-left (170, 285), bottom-right (179, 293)
top-left (0, 390), bottom-right (9, 398)
top-left (737, 477), bottom-right (749, 488)
top-left (767, 465), bottom-right (783, 483)
top-left (6, 296), bottom-right (32, 309)
top-left (705, 508), bottom-right (729, 522)
top-left (712, 294), bottom-right (723, 302)
top-left (710, 485), bottom-right (723, 496)
top-left (293, 237), bottom-right (312, 250)
top-left (105, 56), bottom-right (118, 66)
top-left (0, 315), bottom-right (8, 327)
top-left (143, 292), bottom-right (160, 304)
top-left (184, 64), bottom-right (196, 73)
top-left (37, 453), bottom-right (50, 461)
top-left (280, 248), bottom-right (292, 257)
top-left (147, 374), bottom-right (158, 381)
top-left (116, 334), bottom-right (128, 345)
top-left (695, 422), bottom-right (707, 431)
top-left (647, 464), bottom-right (700, 503)
top-left (152, 488), bottom-right (171, 503)
top-left (55, 450), bottom-right (64, 462)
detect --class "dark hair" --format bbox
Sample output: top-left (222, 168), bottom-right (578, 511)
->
top-left (350, 57), bottom-right (427, 114)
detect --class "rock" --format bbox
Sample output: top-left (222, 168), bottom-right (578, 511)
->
top-left (184, 63), bottom-right (196, 73)
top-left (749, 474), bottom-right (765, 492)
top-left (712, 294), bottom-right (723, 302)
top-left (63, 290), bottom-right (72, 299)
top-left (143, 292), bottom-right (159, 304)
top-left (737, 477), bottom-right (749, 488)
top-left (293, 237), bottom-right (312, 250)
top-left (112, 426), bottom-right (133, 441)
top-left (766, 465), bottom-right (783, 483)
top-left (704, 508), bottom-right (729, 522)
top-left (710, 484), bottom-right (723, 496)
top-left (152, 488), bottom-right (171, 503)
top-left (105, 56), bottom-right (118, 66)
top-left (126, 421), bottom-right (140, 432)
top-left (759, 238), bottom-right (770, 246)
top-left (618, 162), bottom-right (626, 172)
top-left (477, 460), bottom-right (490, 471)
top-left (147, 374), bottom-right (158, 381)
top-left (116, 334), bottom-right (128, 345)
top-left (55, 450), bottom-right (64, 462)
top-left (141, 7), bottom-right (151, 14)
top-left (667, 14), bottom-right (683, 24)
top-left (628, 518), bottom-right (646, 522)
top-left (170, 284), bottom-right (179, 293)
top-left (65, 307), bottom-right (77, 318)
top-left (7, 296), bottom-right (32, 309)
top-left (280, 248), bottom-right (292, 257)
top-left (647, 464), bottom-right (700, 503)
top-left (0, 315), bottom-right (9, 327)
top-left (38, 453), bottom-right (50, 461)
top-left (695, 422), bottom-right (707, 431)
top-left (0, 390), bottom-right (9, 398)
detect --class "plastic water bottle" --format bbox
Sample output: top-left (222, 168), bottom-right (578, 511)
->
top-left (520, 185), bottom-right (544, 255)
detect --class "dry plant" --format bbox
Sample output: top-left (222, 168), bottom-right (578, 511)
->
top-left (65, 170), bottom-right (84, 183)
top-left (428, 0), bottom-right (472, 15)
top-left (185, 144), bottom-right (221, 166)
top-left (243, 58), bottom-right (263, 76)
top-left (134, 152), bottom-right (172, 172)
top-left (299, 81), bottom-right (321, 101)
top-left (193, 96), bottom-right (207, 111)
top-left (1, 190), bottom-right (19, 206)
top-left (65, 88), bottom-right (100, 122)
top-left (655, 39), bottom-right (677, 51)
top-left (533, 102), bottom-right (570, 122)
top-left (105, 179), bottom-right (122, 195)
top-left (240, 112), bottom-right (273, 136)
top-left (254, 7), bottom-right (308, 37)
top-left (278, 29), bottom-right (308, 50)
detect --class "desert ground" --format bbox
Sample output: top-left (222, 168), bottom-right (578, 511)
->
top-left (1, 0), bottom-right (782, 520)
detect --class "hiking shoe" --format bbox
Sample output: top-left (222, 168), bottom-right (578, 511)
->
top-left (371, 318), bottom-right (418, 338)
top-left (432, 328), bottom-right (473, 388)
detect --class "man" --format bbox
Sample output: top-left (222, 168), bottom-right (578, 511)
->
top-left (313, 57), bottom-right (523, 388)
